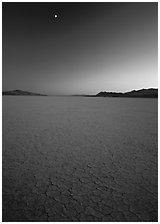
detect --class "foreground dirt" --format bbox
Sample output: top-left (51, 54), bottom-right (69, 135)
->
top-left (3, 97), bottom-right (158, 221)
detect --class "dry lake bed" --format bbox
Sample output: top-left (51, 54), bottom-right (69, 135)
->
top-left (2, 96), bottom-right (158, 221)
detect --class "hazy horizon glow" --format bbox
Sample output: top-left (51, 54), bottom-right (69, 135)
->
top-left (3, 3), bottom-right (158, 94)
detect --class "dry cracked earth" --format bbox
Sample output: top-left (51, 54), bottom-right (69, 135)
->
top-left (3, 97), bottom-right (158, 221)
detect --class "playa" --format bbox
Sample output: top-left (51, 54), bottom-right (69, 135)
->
top-left (2, 96), bottom-right (158, 221)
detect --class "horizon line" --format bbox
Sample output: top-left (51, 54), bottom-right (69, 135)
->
top-left (2, 87), bottom-right (158, 96)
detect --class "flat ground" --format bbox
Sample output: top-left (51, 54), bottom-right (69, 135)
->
top-left (3, 96), bottom-right (158, 221)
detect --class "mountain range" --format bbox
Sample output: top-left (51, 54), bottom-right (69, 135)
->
top-left (96, 88), bottom-right (158, 98)
top-left (2, 90), bottom-right (46, 96)
top-left (2, 88), bottom-right (158, 98)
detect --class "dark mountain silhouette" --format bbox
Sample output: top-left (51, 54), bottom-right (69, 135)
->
top-left (2, 88), bottom-right (158, 98)
top-left (96, 88), bottom-right (158, 98)
top-left (2, 90), bottom-right (47, 96)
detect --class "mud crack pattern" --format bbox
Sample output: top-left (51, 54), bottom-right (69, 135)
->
top-left (3, 97), bottom-right (158, 221)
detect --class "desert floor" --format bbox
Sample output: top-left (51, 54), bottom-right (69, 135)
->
top-left (3, 96), bottom-right (158, 221)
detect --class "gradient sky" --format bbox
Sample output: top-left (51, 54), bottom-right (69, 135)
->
top-left (3, 2), bottom-right (158, 95)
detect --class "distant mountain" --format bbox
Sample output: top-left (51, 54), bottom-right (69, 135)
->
top-left (96, 88), bottom-right (158, 98)
top-left (2, 88), bottom-right (158, 98)
top-left (96, 91), bottom-right (123, 97)
top-left (2, 90), bottom-right (47, 96)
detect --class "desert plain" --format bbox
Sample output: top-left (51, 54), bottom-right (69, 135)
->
top-left (2, 96), bottom-right (158, 221)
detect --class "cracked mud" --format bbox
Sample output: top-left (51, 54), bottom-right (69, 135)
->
top-left (3, 97), bottom-right (158, 221)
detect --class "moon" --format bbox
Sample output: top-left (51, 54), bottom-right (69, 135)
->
top-left (50, 12), bottom-right (59, 23)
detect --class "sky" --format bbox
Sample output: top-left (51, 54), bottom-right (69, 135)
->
top-left (3, 2), bottom-right (158, 95)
